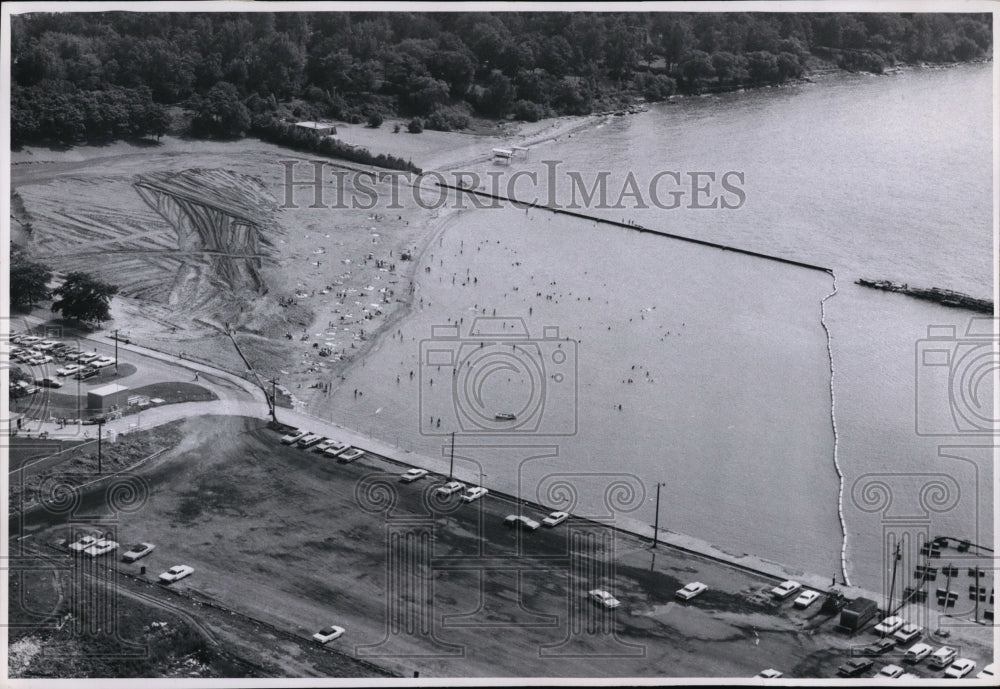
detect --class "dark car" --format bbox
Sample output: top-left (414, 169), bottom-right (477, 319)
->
top-left (837, 658), bottom-right (874, 677)
top-left (75, 367), bottom-right (100, 380)
top-left (858, 639), bottom-right (896, 656)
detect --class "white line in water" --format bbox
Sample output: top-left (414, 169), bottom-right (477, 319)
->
top-left (821, 270), bottom-right (851, 587)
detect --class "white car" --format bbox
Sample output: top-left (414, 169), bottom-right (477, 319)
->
top-left (297, 433), bottom-right (324, 448)
top-left (280, 429), bottom-right (307, 445)
top-left (542, 511), bottom-right (569, 527)
top-left (121, 543), bottom-right (155, 562)
top-left (588, 589), bottom-right (620, 609)
top-left (793, 590), bottom-right (820, 608)
top-left (314, 438), bottom-right (339, 452)
top-left (873, 615), bottom-right (905, 635)
top-left (976, 663), bottom-right (995, 679)
top-left (159, 565), bottom-right (194, 583)
top-left (877, 664), bottom-right (905, 678)
top-left (676, 582), bottom-right (708, 600)
top-left (90, 356), bottom-right (116, 368)
top-left (400, 468), bottom-right (429, 483)
top-left (771, 580), bottom-right (802, 599)
top-left (323, 441), bottom-right (350, 457)
top-left (56, 363), bottom-right (82, 377)
top-left (461, 486), bottom-right (488, 503)
top-left (312, 625), bottom-right (345, 643)
top-left (435, 481), bottom-right (465, 497)
top-left (35, 340), bottom-right (60, 351)
top-left (944, 658), bottom-right (976, 678)
top-left (904, 643), bottom-right (934, 664)
top-left (756, 669), bottom-right (783, 679)
top-left (69, 535), bottom-right (99, 552)
top-left (84, 540), bottom-right (119, 557)
top-left (504, 514), bottom-right (540, 531)
top-left (892, 623), bottom-right (923, 644)
top-left (338, 447), bottom-right (364, 462)
top-left (77, 352), bottom-right (100, 364)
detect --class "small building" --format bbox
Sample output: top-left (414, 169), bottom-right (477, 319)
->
top-left (295, 121), bottom-right (337, 136)
top-left (837, 596), bottom-right (878, 633)
top-left (88, 383), bottom-right (130, 412)
top-left (492, 147), bottom-right (513, 165)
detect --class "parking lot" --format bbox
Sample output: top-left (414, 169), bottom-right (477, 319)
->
top-left (15, 413), bottom-right (994, 679)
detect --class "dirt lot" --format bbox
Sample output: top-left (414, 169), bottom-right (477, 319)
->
top-left (13, 413), bottom-right (986, 679)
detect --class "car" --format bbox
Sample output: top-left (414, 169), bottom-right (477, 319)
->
top-left (314, 438), bottom-right (339, 452)
top-left (873, 615), bottom-right (905, 635)
top-left (929, 646), bottom-right (958, 669)
top-left (976, 663), bottom-right (995, 679)
top-left (892, 623), bottom-right (923, 644)
top-left (84, 540), bottom-right (119, 557)
top-left (68, 535), bottom-right (99, 552)
top-left (19, 336), bottom-right (42, 345)
top-left (36, 377), bottom-right (63, 388)
top-left (338, 447), bottom-right (364, 462)
top-left (837, 658), bottom-right (874, 677)
top-left (944, 658), bottom-right (976, 679)
top-left (297, 433), bottom-right (324, 448)
top-left (542, 511), bottom-right (570, 527)
top-left (75, 367), bottom-right (100, 380)
top-left (504, 514), bottom-right (540, 531)
top-left (675, 582), bottom-right (708, 600)
top-left (77, 352), bottom-right (100, 364)
top-left (323, 441), bottom-right (350, 457)
top-left (461, 486), bottom-right (488, 502)
top-left (588, 589), bottom-right (620, 609)
top-left (436, 481), bottom-right (465, 497)
top-left (158, 565), bottom-right (194, 583)
top-left (56, 363), bottom-right (82, 377)
top-left (793, 589), bottom-right (821, 608)
top-left (27, 354), bottom-right (53, 364)
top-left (90, 356), bottom-right (115, 368)
top-left (280, 429), bottom-right (307, 445)
top-left (312, 625), bottom-right (345, 643)
top-left (34, 340), bottom-right (60, 351)
top-left (904, 642), bottom-right (934, 664)
top-left (400, 468), bottom-right (429, 483)
top-left (50, 342), bottom-right (72, 353)
top-left (859, 639), bottom-right (896, 656)
top-left (877, 664), bottom-right (905, 678)
top-left (756, 669), bottom-right (783, 679)
top-left (770, 580), bottom-right (802, 599)
top-left (121, 543), bottom-right (155, 562)
top-left (61, 350), bottom-right (84, 361)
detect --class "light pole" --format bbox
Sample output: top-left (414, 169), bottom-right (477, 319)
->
top-left (449, 431), bottom-right (455, 481)
top-left (96, 419), bottom-right (105, 474)
top-left (887, 542), bottom-right (901, 615)
top-left (652, 481), bottom-right (665, 548)
top-left (113, 329), bottom-right (119, 374)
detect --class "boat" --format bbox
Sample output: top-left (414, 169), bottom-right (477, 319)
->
top-left (495, 412), bottom-right (516, 421)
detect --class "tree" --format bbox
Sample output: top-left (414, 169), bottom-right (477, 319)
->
top-left (189, 81), bottom-right (250, 139)
top-left (10, 248), bottom-right (52, 310)
top-left (367, 110), bottom-right (383, 128)
top-left (51, 271), bottom-right (119, 325)
top-left (478, 70), bottom-right (514, 117)
top-left (407, 117), bottom-right (424, 133)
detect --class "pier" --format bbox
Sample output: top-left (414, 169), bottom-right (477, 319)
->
top-left (436, 181), bottom-right (833, 274)
top-left (856, 278), bottom-right (993, 313)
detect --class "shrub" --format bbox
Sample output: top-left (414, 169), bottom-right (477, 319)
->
top-left (407, 117), bottom-right (424, 133)
top-left (424, 107), bottom-right (470, 131)
top-left (367, 111), bottom-right (384, 128)
top-left (513, 99), bottom-right (546, 122)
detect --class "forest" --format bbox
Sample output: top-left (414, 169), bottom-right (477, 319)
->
top-left (11, 11), bottom-right (993, 151)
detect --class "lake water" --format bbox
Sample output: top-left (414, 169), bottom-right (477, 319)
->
top-left (328, 64), bottom-right (993, 592)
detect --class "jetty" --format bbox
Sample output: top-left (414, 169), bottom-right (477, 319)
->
top-left (856, 279), bottom-right (993, 314)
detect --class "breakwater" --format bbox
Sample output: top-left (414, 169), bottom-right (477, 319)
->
top-left (856, 279), bottom-right (993, 313)
top-left (436, 182), bottom-right (833, 274)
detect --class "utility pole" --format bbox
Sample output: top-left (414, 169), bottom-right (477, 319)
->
top-left (269, 377), bottom-right (277, 423)
top-left (652, 482), bottom-right (665, 548)
top-left (887, 541), bottom-right (901, 615)
top-left (97, 420), bottom-right (105, 474)
top-left (113, 329), bottom-right (119, 373)
top-left (449, 431), bottom-right (455, 480)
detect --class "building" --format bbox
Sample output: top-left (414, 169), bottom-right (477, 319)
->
top-left (88, 383), bottom-right (130, 412)
top-left (295, 121), bottom-right (337, 136)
